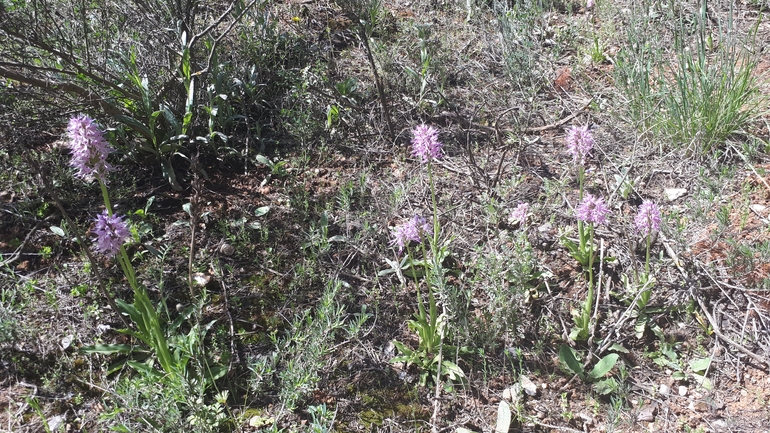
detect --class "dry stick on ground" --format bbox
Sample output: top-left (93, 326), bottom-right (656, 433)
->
top-left (215, 261), bottom-right (238, 370)
top-left (0, 219), bottom-right (43, 267)
top-left (438, 98), bottom-right (593, 136)
top-left (658, 231), bottom-right (770, 372)
top-left (187, 157), bottom-right (201, 300)
top-left (358, 26), bottom-right (394, 140)
top-left (588, 238), bottom-right (606, 347)
top-left (30, 157), bottom-right (130, 328)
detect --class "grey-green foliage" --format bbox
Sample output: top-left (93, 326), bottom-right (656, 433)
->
top-left (662, 13), bottom-right (763, 153)
top-left (468, 230), bottom-right (540, 351)
top-left (0, 302), bottom-right (17, 345)
top-left (496, 0), bottom-right (553, 94)
top-left (250, 279), bottom-right (350, 411)
top-left (0, 0), bottom-right (263, 182)
top-left (615, 0), bottom-right (765, 153)
top-left (614, 1), bottom-right (665, 130)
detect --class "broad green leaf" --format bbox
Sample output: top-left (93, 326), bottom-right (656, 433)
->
top-left (635, 314), bottom-right (648, 339)
top-left (255, 155), bottom-right (272, 166)
top-left (689, 357), bottom-right (711, 373)
top-left (113, 115), bottom-right (152, 141)
top-left (126, 360), bottom-right (163, 378)
top-left (80, 344), bottom-right (134, 354)
top-left (608, 343), bottom-right (629, 353)
top-left (588, 354), bottom-right (619, 381)
top-left (691, 372), bottom-right (713, 390)
top-left (161, 106), bottom-right (181, 133)
top-left (254, 206), bottom-right (270, 217)
top-left (442, 360), bottom-right (465, 381)
top-left (161, 159), bottom-right (182, 191)
top-left (559, 344), bottom-right (584, 378)
top-left (593, 377), bottom-right (618, 395)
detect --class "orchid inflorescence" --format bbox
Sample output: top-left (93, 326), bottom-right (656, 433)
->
top-left (634, 200), bottom-right (661, 236)
top-left (575, 193), bottom-right (610, 225)
top-left (66, 114), bottom-right (130, 256)
top-left (410, 124), bottom-right (443, 163)
top-left (390, 215), bottom-right (431, 254)
top-left (93, 210), bottom-right (130, 257)
top-left (66, 114), bottom-right (114, 182)
top-left (565, 124), bottom-right (594, 164)
top-left (510, 202), bottom-right (530, 225)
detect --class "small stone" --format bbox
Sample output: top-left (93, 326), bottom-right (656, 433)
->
top-left (637, 403), bottom-right (657, 422)
top-left (659, 384), bottom-right (670, 396)
top-left (712, 419), bottom-right (729, 431)
top-left (502, 387), bottom-right (512, 401)
top-left (664, 188), bottom-right (688, 201)
top-left (740, 389), bottom-right (748, 397)
top-left (47, 416), bottom-right (65, 432)
top-left (219, 243), bottom-right (236, 256)
top-left (578, 412), bottom-right (594, 425)
top-left (750, 204), bottom-right (767, 214)
top-left (678, 386), bottom-right (688, 396)
top-left (192, 272), bottom-right (211, 287)
top-left (693, 401), bottom-right (709, 412)
top-left (520, 375), bottom-right (538, 396)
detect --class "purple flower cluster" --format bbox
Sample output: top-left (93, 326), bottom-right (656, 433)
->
top-left (510, 202), bottom-right (530, 225)
top-left (576, 194), bottom-right (610, 225)
top-left (411, 124), bottom-right (443, 163)
top-left (565, 124), bottom-right (595, 164)
top-left (66, 114), bottom-right (113, 181)
top-left (93, 210), bottom-right (130, 257)
top-left (390, 215), bottom-right (431, 253)
top-left (634, 200), bottom-right (661, 236)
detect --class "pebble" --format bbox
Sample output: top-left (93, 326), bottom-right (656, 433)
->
top-left (520, 375), bottom-right (538, 396)
top-left (678, 386), bottom-right (688, 396)
top-left (578, 412), bottom-right (594, 425)
top-left (664, 188), bottom-right (688, 201)
top-left (712, 419), bottom-right (729, 431)
top-left (659, 384), bottom-right (670, 396)
top-left (220, 243), bottom-right (236, 256)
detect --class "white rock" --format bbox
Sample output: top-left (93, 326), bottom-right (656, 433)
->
top-left (664, 188), bottom-right (688, 201)
top-left (47, 415), bottom-right (65, 432)
top-left (502, 387), bottom-right (512, 401)
top-left (679, 385), bottom-right (688, 396)
top-left (520, 375), bottom-right (538, 396)
top-left (659, 384), bottom-right (670, 396)
top-left (750, 204), bottom-right (767, 214)
top-left (712, 419), bottom-right (729, 431)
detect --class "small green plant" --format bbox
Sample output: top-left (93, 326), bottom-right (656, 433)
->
top-left (404, 24), bottom-right (441, 110)
top-left (390, 125), bottom-right (465, 388)
top-left (0, 303), bottom-right (18, 345)
top-left (559, 345), bottom-right (620, 395)
top-left (663, 14), bottom-right (764, 153)
top-left (589, 36), bottom-right (607, 64)
top-left (647, 326), bottom-right (714, 390)
top-left (628, 200), bottom-right (663, 338)
top-left (307, 404), bottom-right (336, 433)
top-left (39, 245), bottom-right (53, 260)
top-left (497, 0), bottom-right (550, 94)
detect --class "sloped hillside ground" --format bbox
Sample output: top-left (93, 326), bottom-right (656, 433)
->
top-left (1, 0), bottom-right (770, 431)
